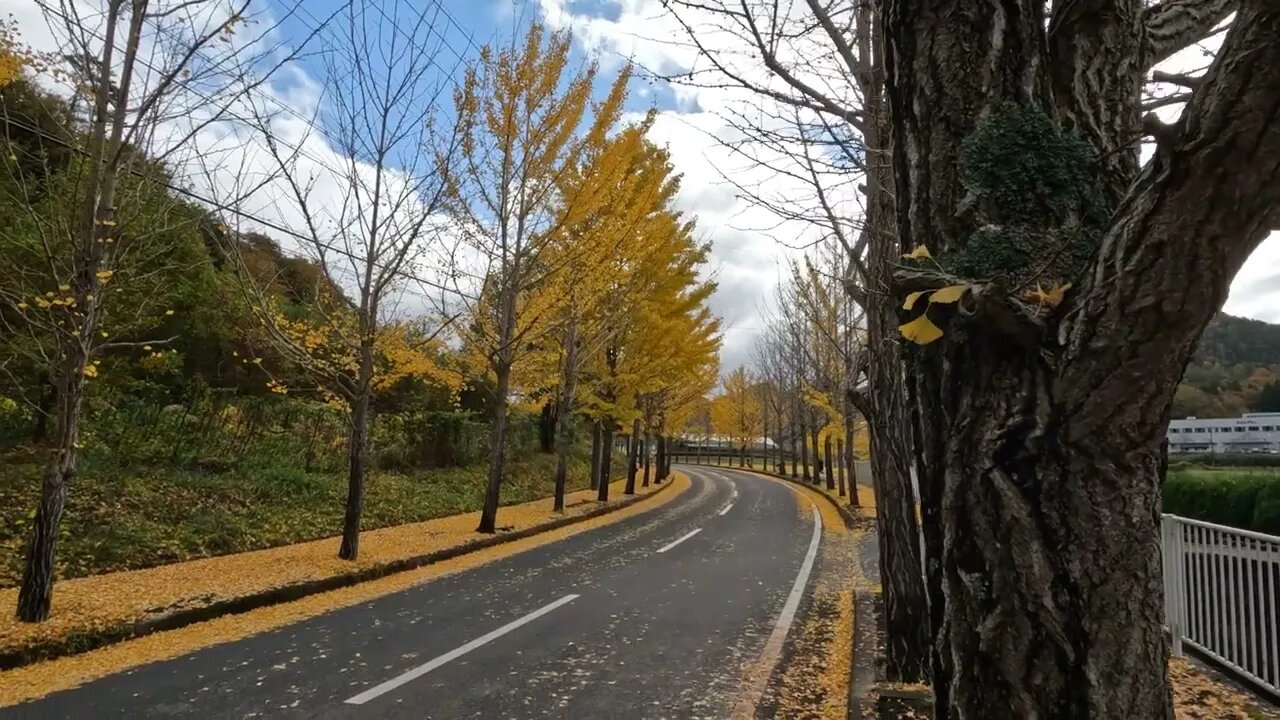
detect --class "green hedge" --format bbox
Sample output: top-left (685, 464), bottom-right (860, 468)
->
top-left (1164, 470), bottom-right (1280, 534)
top-left (1167, 453), bottom-right (1280, 469)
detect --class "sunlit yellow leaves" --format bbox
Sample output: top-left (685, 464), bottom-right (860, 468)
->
top-left (0, 22), bottom-right (31, 88)
top-left (33, 297), bottom-right (49, 309)
top-left (930, 284), bottom-right (969, 304)
top-left (58, 284), bottom-right (70, 292)
top-left (82, 364), bottom-right (98, 378)
top-left (1024, 281), bottom-right (1072, 308)
top-left (902, 291), bottom-right (926, 311)
top-left (165, 309), bottom-right (175, 316)
top-left (95, 270), bottom-right (114, 282)
top-left (899, 313), bottom-right (945, 345)
top-left (902, 245), bottom-right (933, 261)
top-left (15, 302), bottom-right (28, 310)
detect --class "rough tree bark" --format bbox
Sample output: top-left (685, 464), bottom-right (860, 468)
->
top-left (843, 406), bottom-right (859, 507)
top-left (625, 418), bottom-right (641, 495)
top-left (597, 421), bottom-right (615, 502)
top-left (642, 428), bottom-right (652, 486)
top-left (810, 424), bottom-right (822, 486)
top-left (477, 363), bottom-right (512, 534)
top-left (798, 413), bottom-right (812, 482)
top-left (823, 436), bottom-right (835, 491)
top-left (836, 438), bottom-right (846, 497)
top-left (589, 421), bottom-right (602, 492)
top-left (656, 435), bottom-right (668, 481)
top-left (883, 0), bottom-right (1280, 715)
top-left (338, 340), bottom-right (375, 560)
top-left (552, 327), bottom-right (580, 512)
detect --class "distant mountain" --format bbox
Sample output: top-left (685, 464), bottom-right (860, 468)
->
top-left (1195, 314), bottom-right (1280, 366)
top-left (1173, 314), bottom-right (1280, 419)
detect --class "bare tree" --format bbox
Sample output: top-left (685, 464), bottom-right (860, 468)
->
top-left (1, 0), bottom-right (307, 622)
top-left (211, 0), bottom-right (459, 561)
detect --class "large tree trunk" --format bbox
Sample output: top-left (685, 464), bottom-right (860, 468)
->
top-left (656, 435), bottom-right (667, 481)
top-left (883, 0), bottom-right (1280, 715)
top-left (589, 421), bottom-right (602, 491)
top-left (798, 414), bottom-right (811, 482)
top-left (836, 438), bottom-right (846, 498)
top-left (625, 418), bottom-right (641, 494)
top-left (823, 436), bottom-right (835, 492)
top-left (597, 422), bottom-right (614, 502)
top-left (844, 409), bottom-right (855, 504)
top-left (810, 424), bottom-right (822, 486)
top-left (552, 397), bottom-right (574, 513)
top-left (790, 421), bottom-right (799, 478)
top-left (17, 358), bottom-right (87, 622)
top-left (338, 342), bottom-right (375, 560)
top-left (477, 364), bottom-right (511, 534)
top-left (642, 428), bottom-right (652, 486)
top-left (859, 21), bottom-right (933, 681)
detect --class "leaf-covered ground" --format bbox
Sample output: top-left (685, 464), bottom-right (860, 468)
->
top-left (1171, 657), bottom-right (1279, 719)
top-left (0, 447), bottom-right (591, 585)
top-left (0, 473), bottom-right (691, 707)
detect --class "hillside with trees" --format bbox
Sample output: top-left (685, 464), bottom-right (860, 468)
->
top-left (1173, 313), bottom-right (1280, 418)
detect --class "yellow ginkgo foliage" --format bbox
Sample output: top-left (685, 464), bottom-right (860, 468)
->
top-left (900, 313), bottom-right (945, 345)
top-left (902, 245), bottom-right (933, 260)
top-left (1024, 281), bottom-right (1073, 308)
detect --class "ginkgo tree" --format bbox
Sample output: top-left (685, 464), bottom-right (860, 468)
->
top-left (444, 24), bottom-right (633, 534)
top-left (711, 366), bottom-right (763, 467)
top-left (517, 118), bottom-right (676, 511)
top-left (591, 190), bottom-right (719, 499)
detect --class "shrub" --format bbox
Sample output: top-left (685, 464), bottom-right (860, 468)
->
top-left (1164, 469), bottom-right (1280, 534)
top-left (1252, 483), bottom-right (1280, 535)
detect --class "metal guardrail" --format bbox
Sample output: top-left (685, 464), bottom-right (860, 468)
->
top-left (1162, 514), bottom-right (1280, 699)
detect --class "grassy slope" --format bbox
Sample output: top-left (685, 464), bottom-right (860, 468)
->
top-left (0, 450), bottom-right (591, 586)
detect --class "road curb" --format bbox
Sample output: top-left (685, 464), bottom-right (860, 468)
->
top-left (685, 462), bottom-right (859, 529)
top-left (0, 479), bottom-right (678, 671)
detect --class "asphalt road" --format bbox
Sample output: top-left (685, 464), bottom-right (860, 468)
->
top-left (5, 466), bottom-right (821, 719)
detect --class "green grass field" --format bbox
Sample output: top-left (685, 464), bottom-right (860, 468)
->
top-left (0, 448), bottom-right (590, 586)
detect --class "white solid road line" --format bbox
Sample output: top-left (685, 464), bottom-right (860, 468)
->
top-left (344, 593), bottom-right (580, 705)
top-left (655, 528), bottom-right (702, 553)
top-left (733, 504), bottom-right (823, 716)
top-left (718, 503), bottom-right (734, 516)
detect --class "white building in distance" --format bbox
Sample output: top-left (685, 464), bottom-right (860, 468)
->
top-left (1166, 412), bottom-right (1280, 454)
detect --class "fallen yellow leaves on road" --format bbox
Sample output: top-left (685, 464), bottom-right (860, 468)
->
top-left (0, 473), bottom-right (691, 706)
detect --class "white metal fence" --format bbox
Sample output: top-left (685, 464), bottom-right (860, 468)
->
top-left (1162, 514), bottom-right (1280, 698)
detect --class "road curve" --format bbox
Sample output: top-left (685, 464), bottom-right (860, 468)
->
top-left (3, 466), bottom-right (820, 719)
